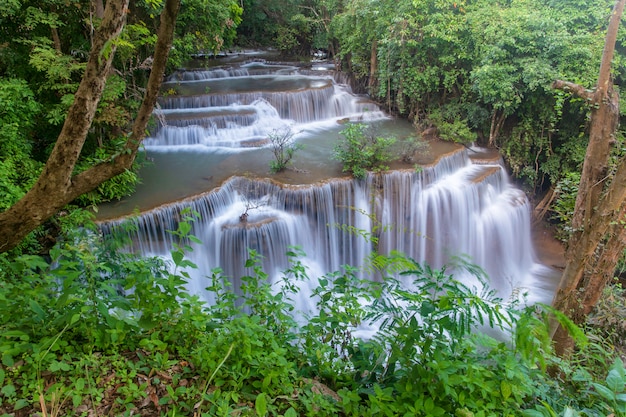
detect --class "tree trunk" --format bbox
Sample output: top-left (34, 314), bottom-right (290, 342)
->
top-left (582, 202), bottom-right (626, 310)
top-left (488, 109), bottom-right (506, 147)
top-left (369, 39), bottom-right (377, 90)
top-left (94, 0), bottom-right (105, 19)
top-left (0, 0), bottom-right (181, 253)
top-left (51, 27), bottom-right (62, 52)
top-left (550, 0), bottom-right (626, 357)
top-left (551, 174), bottom-right (625, 355)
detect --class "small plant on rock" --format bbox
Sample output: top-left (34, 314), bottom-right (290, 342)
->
top-left (399, 134), bottom-right (429, 163)
top-left (269, 126), bottom-right (302, 173)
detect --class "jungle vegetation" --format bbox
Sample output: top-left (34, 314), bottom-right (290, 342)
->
top-left (2, 0), bottom-right (626, 415)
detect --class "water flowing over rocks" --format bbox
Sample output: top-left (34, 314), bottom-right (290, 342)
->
top-left (99, 55), bottom-right (560, 317)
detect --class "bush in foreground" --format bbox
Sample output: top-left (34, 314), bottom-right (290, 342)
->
top-left (0, 215), bottom-right (624, 416)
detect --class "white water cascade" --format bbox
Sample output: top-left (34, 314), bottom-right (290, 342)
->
top-left (99, 56), bottom-right (559, 317)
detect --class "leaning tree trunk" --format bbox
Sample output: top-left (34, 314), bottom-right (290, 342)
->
top-left (0, 0), bottom-right (181, 253)
top-left (550, 0), bottom-right (626, 357)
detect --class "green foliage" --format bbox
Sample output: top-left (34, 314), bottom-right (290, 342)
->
top-left (274, 26), bottom-right (300, 56)
top-left (268, 126), bottom-right (303, 173)
top-left (0, 0), bottom-right (247, 221)
top-left (552, 171), bottom-right (581, 238)
top-left (72, 148), bottom-right (143, 207)
top-left (300, 264), bottom-right (376, 387)
top-left (427, 107), bottom-right (478, 144)
top-left (28, 45), bottom-right (85, 95)
top-left (590, 358), bottom-right (626, 416)
top-left (0, 223), bottom-right (623, 415)
top-left (320, 0), bottom-right (616, 210)
top-left (340, 258), bottom-right (538, 416)
top-left (168, 0), bottom-right (242, 68)
top-left (275, 14), bottom-right (315, 56)
top-left (333, 123), bottom-right (396, 179)
top-left (0, 78), bottom-right (42, 210)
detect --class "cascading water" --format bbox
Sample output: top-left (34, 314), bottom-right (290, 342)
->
top-left (149, 61), bottom-right (385, 150)
top-left (99, 55), bottom-right (559, 317)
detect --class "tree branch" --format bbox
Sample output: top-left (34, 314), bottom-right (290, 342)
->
top-left (551, 80), bottom-right (593, 101)
top-left (0, 0), bottom-right (129, 252)
top-left (0, 0), bottom-right (181, 252)
top-left (72, 0), bottom-right (181, 196)
top-left (597, 0), bottom-right (626, 98)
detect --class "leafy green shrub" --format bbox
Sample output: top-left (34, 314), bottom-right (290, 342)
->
top-left (333, 123), bottom-right (396, 179)
top-left (1, 217), bottom-right (623, 416)
top-left (72, 142), bottom-right (143, 207)
top-left (0, 78), bottom-right (43, 211)
top-left (347, 258), bottom-right (534, 416)
top-left (426, 107), bottom-right (477, 144)
top-left (275, 26), bottom-right (300, 56)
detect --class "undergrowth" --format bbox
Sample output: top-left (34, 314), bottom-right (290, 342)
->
top-left (0, 212), bottom-right (625, 416)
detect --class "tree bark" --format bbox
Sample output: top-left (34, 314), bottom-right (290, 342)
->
top-left (551, 171), bottom-right (626, 355)
top-left (71, 0), bottom-right (180, 194)
top-left (488, 108), bottom-right (506, 147)
top-left (51, 26), bottom-right (62, 52)
top-left (550, 0), bottom-right (626, 357)
top-left (0, 0), bottom-right (181, 253)
top-left (582, 202), bottom-right (626, 310)
top-left (369, 39), bottom-right (377, 90)
top-left (94, 0), bottom-right (105, 19)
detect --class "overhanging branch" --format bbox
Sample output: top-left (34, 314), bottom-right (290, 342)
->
top-left (552, 80), bottom-right (594, 101)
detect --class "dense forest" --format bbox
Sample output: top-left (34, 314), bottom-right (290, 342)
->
top-left (2, 0), bottom-right (626, 415)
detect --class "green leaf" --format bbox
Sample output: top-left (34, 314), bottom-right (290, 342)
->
top-left (3, 330), bottom-right (29, 340)
top-left (189, 235), bottom-right (203, 244)
top-left (284, 407), bottom-right (298, 417)
top-left (171, 250), bottom-right (184, 266)
top-left (14, 398), bottom-right (30, 410)
top-left (606, 368), bottom-right (625, 393)
top-left (179, 221), bottom-right (192, 236)
top-left (255, 392), bottom-right (267, 416)
top-left (591, 382), bottom-right (616, 402)
top-left (28, 299), bottom-right (45, 321)
top-left (501, 380), bottom-right (512, 401)
top-left (2, 354), bottom-right (14, 367)
top-left (1, 384), bottom-right (16, 397)
top-left (521, 410), bottom-right (547, 417)
top-left (74, 378), bottom-right (85, 391)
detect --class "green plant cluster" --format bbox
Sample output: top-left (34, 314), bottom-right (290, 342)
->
top-left (426, 107), bottom-right (478, 145)
top-left (1, 213), bottom-right (625, 416)
top-left (333, 123), bottom-right (397, 179)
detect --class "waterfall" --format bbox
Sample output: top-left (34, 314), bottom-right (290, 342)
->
top-left (99, 57), bottom-right (558, 315)
top-left (101, 148), bottom-right (555, 310)
top-left (149, 62), bottom-right (387, 149)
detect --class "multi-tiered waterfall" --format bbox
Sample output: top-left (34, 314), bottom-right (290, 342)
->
top-left (99, 55), bottom-right (559, 314)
